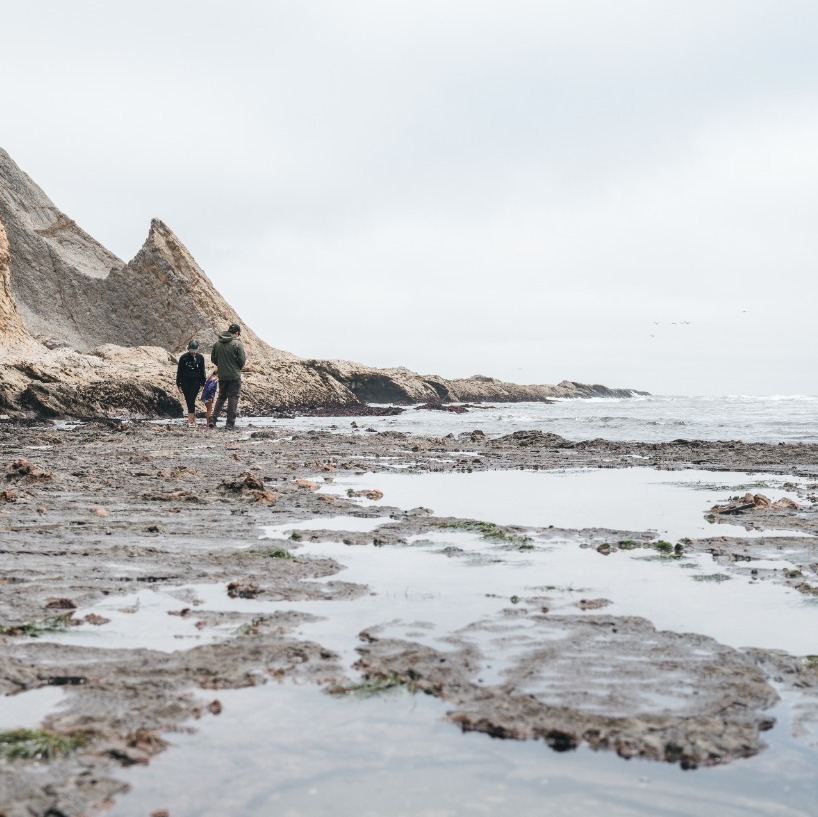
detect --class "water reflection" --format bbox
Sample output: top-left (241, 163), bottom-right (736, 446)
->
top-left (119, 684), bottom-right (815, 817)
top-left (317, 467), bottom-right (810, 542)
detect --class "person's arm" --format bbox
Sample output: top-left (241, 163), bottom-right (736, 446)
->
top-left (175, 356), bottom-right (184, 388)
top-left (197, 354), bottom-right (206, 387)
top-left (235, 342), bottom-right (247, 369)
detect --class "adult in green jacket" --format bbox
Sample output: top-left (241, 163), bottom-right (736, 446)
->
top-left (209, 323), bottom-right (247, 429)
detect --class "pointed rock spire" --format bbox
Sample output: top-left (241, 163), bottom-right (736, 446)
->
top-left (111, 218), bottom-right (295, 360)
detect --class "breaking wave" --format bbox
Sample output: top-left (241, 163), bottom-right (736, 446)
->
top-left (254, 394), bottom-right (818, 444)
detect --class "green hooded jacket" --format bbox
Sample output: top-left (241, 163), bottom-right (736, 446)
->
top-left (210, 332), bottom-right (247, 381)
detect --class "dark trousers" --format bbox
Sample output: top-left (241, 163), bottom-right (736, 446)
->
top-left (180, 381), bottom-right (201, 414)
top-left (212, 377), bottom-right (241, 426)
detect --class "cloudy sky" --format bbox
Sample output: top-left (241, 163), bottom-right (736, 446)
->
top-left (2, 1), bottom-right (817, 395)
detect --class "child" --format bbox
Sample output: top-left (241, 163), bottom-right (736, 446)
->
top-left (201, 369), bottom-right (218, 428)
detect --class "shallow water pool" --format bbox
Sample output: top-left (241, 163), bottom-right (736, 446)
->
top-left (318, 467), bottom-right (811, 542)
top-left (118, 683), bottom-right (817, 817)
top-left (0, 686), bottom-right (66, 730)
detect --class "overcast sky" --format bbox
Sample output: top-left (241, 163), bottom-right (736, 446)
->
top-left (2, 1), bottom-right (817, 395)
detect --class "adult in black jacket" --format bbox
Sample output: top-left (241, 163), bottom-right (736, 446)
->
top-left (176, 340), bottom-right (206, 426)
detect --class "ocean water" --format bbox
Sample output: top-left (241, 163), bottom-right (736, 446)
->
top-left (247, 394), bottom-right (818, 444)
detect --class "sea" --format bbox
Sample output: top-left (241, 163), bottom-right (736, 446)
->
top-left (246, 394), bottom-right (818, 444)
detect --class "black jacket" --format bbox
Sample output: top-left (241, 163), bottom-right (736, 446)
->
top-left (176, 352), bottom-right (206, 387)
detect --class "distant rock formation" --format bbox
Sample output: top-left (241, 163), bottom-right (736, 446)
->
top-left (0, 148), bottom-right (646, 419)
top-left (306, 362), bottom-right (643, 404)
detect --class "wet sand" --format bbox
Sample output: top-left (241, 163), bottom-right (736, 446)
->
top-left (1, 420), bottom-right (818, 816)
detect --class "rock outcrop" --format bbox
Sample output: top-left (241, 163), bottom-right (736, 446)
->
top-left (306, 362), bottom-right (644, 405)
top-left (0, 149), bottom-right (124, 351)
top-left (0, 149), bottom-right (293, 359)
top-left (0, 219), bottom-right (34, 352)
top-left (0, 148), bottom-right (645, 419)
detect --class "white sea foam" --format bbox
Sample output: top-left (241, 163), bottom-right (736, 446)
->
top-left (240, 394), bottom-right (818, 443)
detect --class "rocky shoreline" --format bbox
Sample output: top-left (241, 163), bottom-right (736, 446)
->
top-left (1, 419), bottom-right (818, 815)
top-left (0, 147), bottom-right (645, 419)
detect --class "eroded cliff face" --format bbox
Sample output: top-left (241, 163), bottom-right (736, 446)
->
top-left (0, 148), bottom-right (296, 361)
top-left (0, 148), bottom-right (123, 351)
top-left (0, 219), bottom-right (31, 350)
top-left (0, 148), bottom-right (644, 419)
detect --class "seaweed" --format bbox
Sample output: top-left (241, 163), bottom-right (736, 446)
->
top-left (0, 728), bottom-right (91, 760)
top-left (433, 519), bottom-right (532, 547)
top-left (651, 541), bottom-right (686, 558)
top-left (264, 548), bottom-right (294, 559)
top-left (0, 614), bottom-right (73, 637)
top-left (326, 672), bottom-right (416, 697)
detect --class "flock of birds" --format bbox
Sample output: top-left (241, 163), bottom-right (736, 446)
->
top-left (649, 320), bottom-right (692, 338)
top-left (648, 311), bottom-right (748, 338)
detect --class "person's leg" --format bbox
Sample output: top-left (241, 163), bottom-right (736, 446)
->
top-left (182, 382), bottom-right (199, 425)
top-left (205, 399), bottom-right (213, 424)
top-left (225, 378), bottom-right (241, 428)
top-left (211, 380), bottom-right (230, 427)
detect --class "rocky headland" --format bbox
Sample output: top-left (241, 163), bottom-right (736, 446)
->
top-left (0, 148), bottom-right (645, 419)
